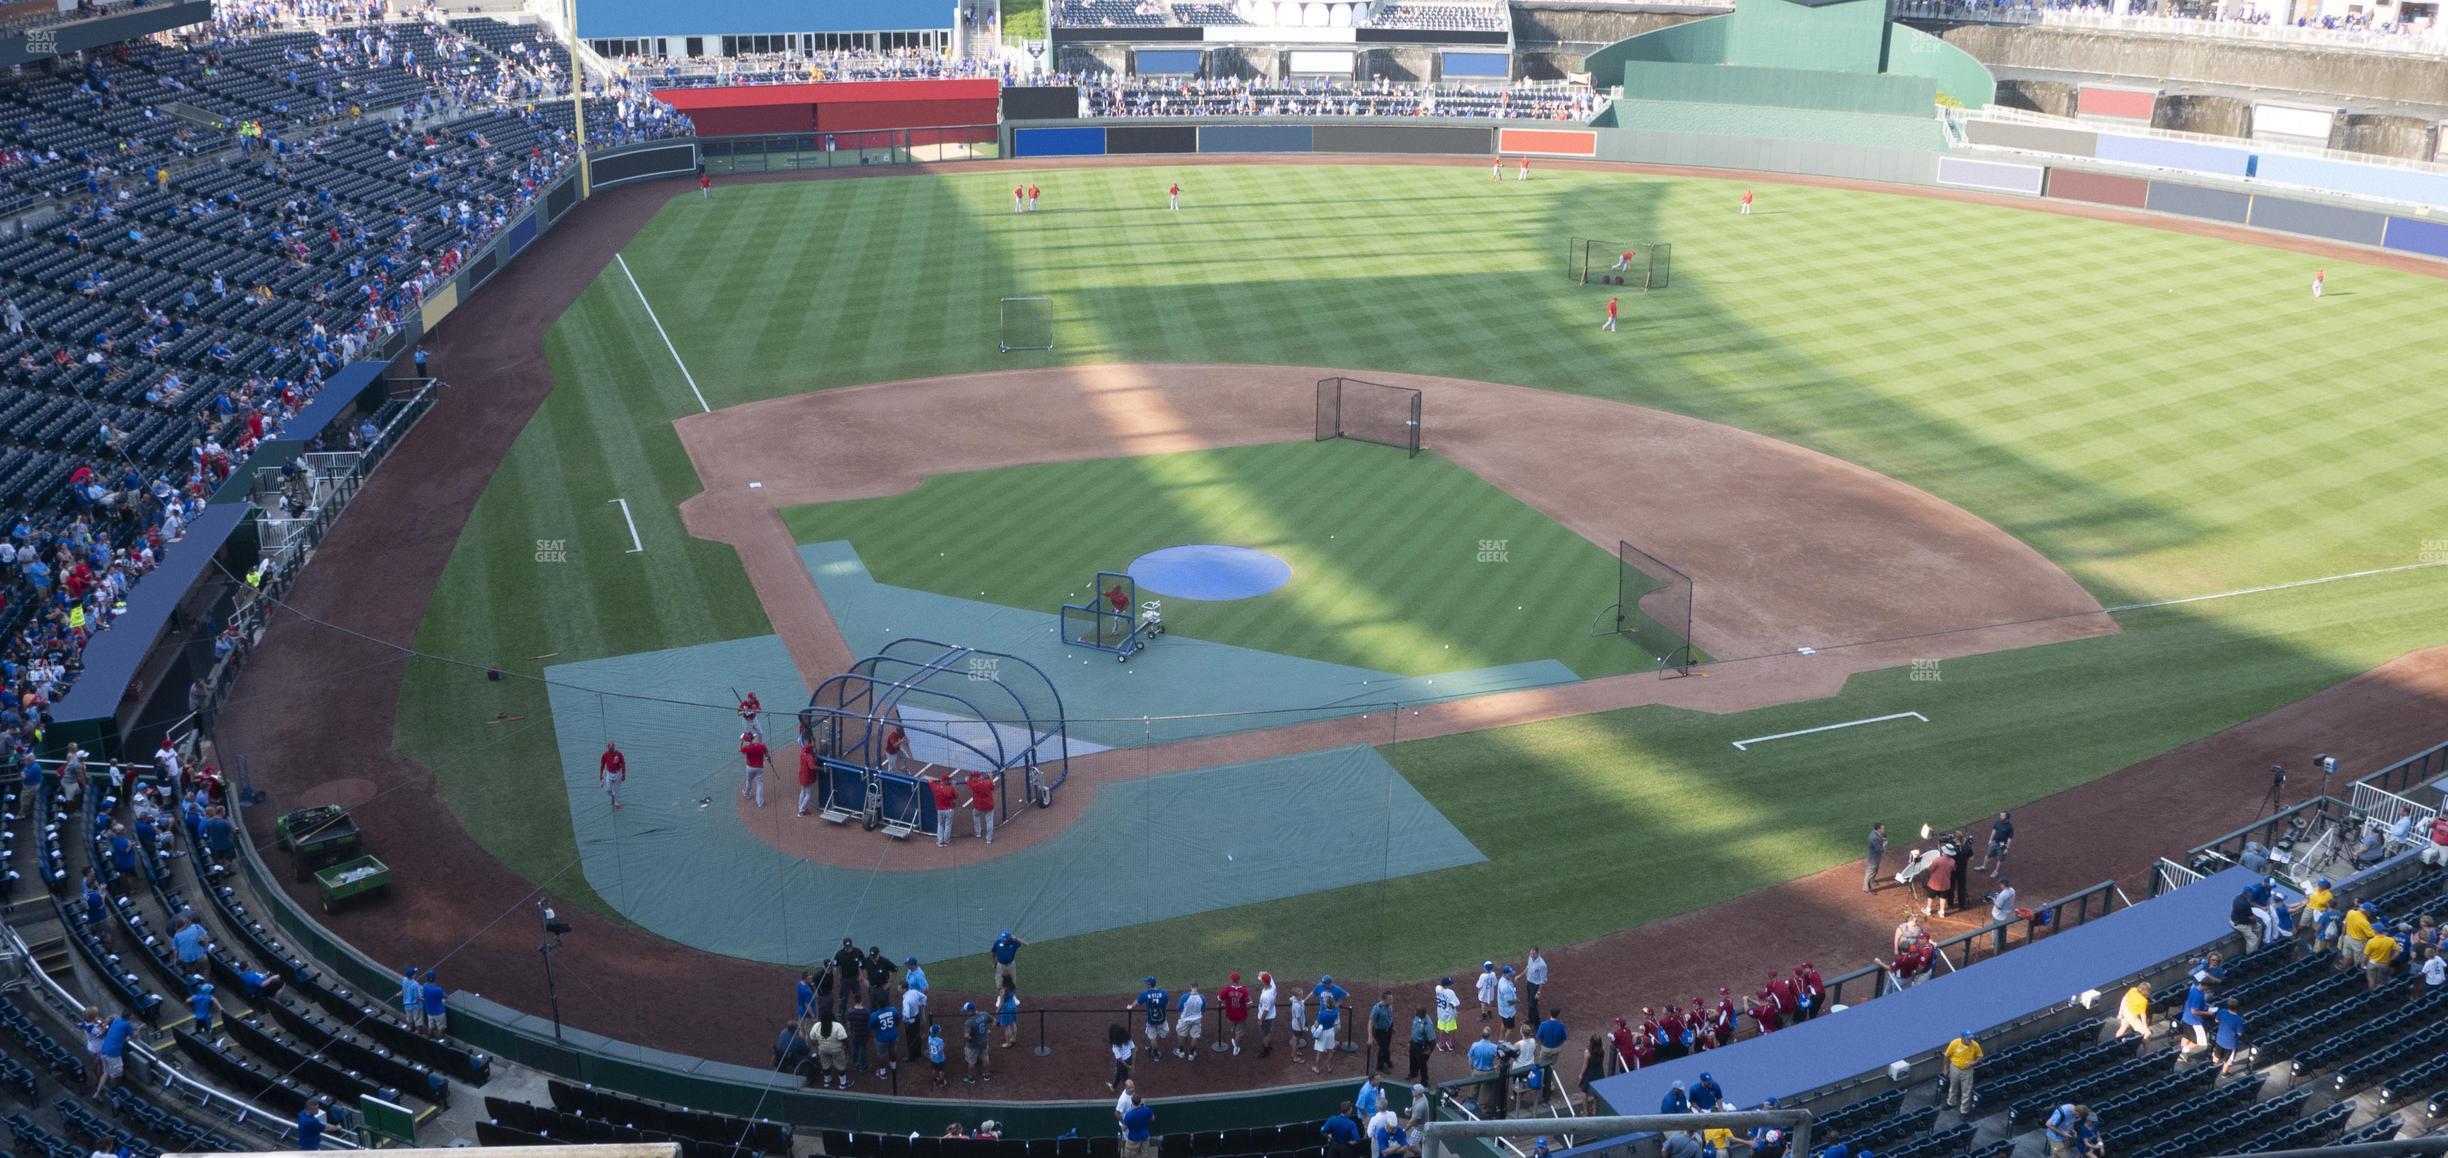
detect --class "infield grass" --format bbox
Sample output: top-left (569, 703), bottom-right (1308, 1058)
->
top-left (397, 163), bottom-right (2448, 987)
top-left (778, 440), bottom-right (1682, 679)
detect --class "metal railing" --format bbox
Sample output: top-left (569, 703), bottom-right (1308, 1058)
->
top-left (2356, 739), bottom-right (2448, 801)
top-left (1961, 105), bottom-right (2448, 177)
top-left (3, 917), bottom-right (361, 1147)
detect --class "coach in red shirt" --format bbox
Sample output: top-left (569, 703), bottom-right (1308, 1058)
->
top-left (930, 775), bottom-right (958, 847)
top-left (966, 772), bottom-right (997, 844)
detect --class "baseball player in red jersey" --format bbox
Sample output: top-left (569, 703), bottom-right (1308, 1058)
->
top-left (1027, 183), bottom-right (1040, 212)
top-left (1517, 156), bottom-right (1529, 181)
top-left (738, 731), bottom-right (770, 807)
top-left (1219, 973), bottom-right (1252, 1055)
top-left (699, 172), bottom-right (711, 200)
top-left (883, 725), bottom-right (910, 774)
top-left (1103, 582), bottom-right (1131, 642)
top-left (1603, 296), bottom-right (1618, 332)
top-left (1014, 183), bottom-right (1025, 214)
top-left (737, 691), bottom-right (763, 740)
top-left (2312, 268), bottom-right (2325, 298)
top-left (1740, 188), bottom-right (1754, 216)
top-left (1612, 248), bottom-right (1635, 273)
top-left (796, 744), bottom-right (820, 816)
top-left (929, 773), bottom-right (959, 846)
top-left (966, 771), bottom-right (997, 843)
top-left (598, 741), bottom-right (626, 810)
top-left (1167, 182), bottom-right (1181, 211)
top-left (1491, 157), bottom-right (1502, 182)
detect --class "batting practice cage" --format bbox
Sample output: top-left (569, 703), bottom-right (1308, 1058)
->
top-left (999, 295), bottom-right (1054, 353)
top-left (1316, 376), bottom-right (1422, 457)
top-left (1568, 238), bottom-right (1672, 291)
top-left (1617, 539), bottom-right (1696, 678)
top-left (801, 638), bottom-right (1073, 836)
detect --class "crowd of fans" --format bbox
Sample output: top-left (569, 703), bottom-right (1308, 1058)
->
top-left (1897, 0), bottom-right (2444, 44)
top-left (1079, 75), bottom-right (1601, 120)
top-left (619, 48), bottom-right (1026, 90)
top-left (0, 5), bottom-right (698, 784)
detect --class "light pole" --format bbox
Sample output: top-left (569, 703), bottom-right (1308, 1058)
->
top-left (538, 900), bottom-right (572, 1040)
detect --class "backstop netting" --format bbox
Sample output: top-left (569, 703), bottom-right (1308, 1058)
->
top-left (999, 296), bottom-right (1054, 352)
top-left (1568, 238), bottom-right (1671, 291)
top-left (1316, 376), bottom-right (1422, 457)
top-left (1618, 539), bottom-right (1696, 678)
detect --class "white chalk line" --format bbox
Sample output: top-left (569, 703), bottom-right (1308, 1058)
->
top-left (608, 498), bottom-right (643, 554)
top-left (2101, 560), bottom-right (2448, 614)
top-left (1734, 711), bottom-right (1928, 751)
top-left (613, 252), bottom-right (709, 414)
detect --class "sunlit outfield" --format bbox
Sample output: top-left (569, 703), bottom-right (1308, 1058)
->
top-left (398, 164), bottom-right (2448, 990)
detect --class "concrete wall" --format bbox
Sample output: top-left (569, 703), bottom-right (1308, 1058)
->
top-left (1359, 45), bottom-right (1436, 82)
top-left (1510, 7), bottom-right (1709, 54)
top-left (1929, 23), bottom-right (2448, 109)
top-left (2152, 93), bottom-right (2251, 139)
top-left (2333, 113), bottom-right (2439, 162)
top-left (1997, 79), bottom-right (2078, 117)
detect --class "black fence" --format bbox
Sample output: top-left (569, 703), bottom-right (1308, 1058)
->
top-left (1316, 376), bottom-right (1422, 457)
top-left (1618, 540), bottom-right (1695, 678)
top-left (1568, 238), bottom-right (1671, 290)
top-left (2357, 740), bottom-right (2448, 801)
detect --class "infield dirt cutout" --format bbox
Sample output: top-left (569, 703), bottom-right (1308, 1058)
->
top-left (673, 363), bottom-right (2114, 868)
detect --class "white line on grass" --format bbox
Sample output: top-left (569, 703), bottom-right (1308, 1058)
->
top-left (2102, 560), bottom-right (2448, 614)
top-left (1733, 711), bottom-right (1928, 751)
top-left (608, 498), bottom-right (643, 553)
top-left (614, 252), bottom-right (709, 413)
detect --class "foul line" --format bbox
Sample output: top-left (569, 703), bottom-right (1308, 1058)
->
top-left (2100, 560), bottom-right (2448, 614)
top-left (614, 252), bottom-right (709, 413)
top-left (608, 498), bottom-right (643, 553)
top-left (1734, 711), bottom-right (1927, 751)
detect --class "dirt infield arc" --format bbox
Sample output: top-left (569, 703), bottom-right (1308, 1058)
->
top-left (673, 364), bottom-right (2111, 868)
top-left (213, 155), bottom-right (2448, 1101)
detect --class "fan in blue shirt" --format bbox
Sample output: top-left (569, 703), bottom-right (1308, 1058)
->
top-left (1320, 1114), bottom-right (1360, 1147)
top-left (1689, 1072), bottom-right (1723, 1112)
top-left (1136, 979), bottom-right (1169, 1027)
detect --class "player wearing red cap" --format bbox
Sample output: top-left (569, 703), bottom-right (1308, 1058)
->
top-left (1219, 973), bottom-right (1252, 1055)
top-left (1603, 296), bottom-right (1618, 333)
top-left (598, 741), bottom-right (626, 811)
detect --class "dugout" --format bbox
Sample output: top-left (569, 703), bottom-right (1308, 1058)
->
top-left (799, 638), bottom-right (1071, 834)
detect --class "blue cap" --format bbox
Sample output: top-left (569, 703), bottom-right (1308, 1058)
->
top-left (1961, 1029), bottom-right (1974, 1038)
top-left (1502, 966), bottom-right (1515, 975)
top-left (1001, 929), bottom-right (1011, 937)
top-left (962, 1002), bottom-right (976, 1012)
top-left (2317, 877), bottom-right (2331, 886)
top-left (1699, 1072), bottom-right (1712, 1082)
top-left (1321, 975), bottom-right (1333, 984)
top-left (905, 956), bottom-right (919, 966)
top-left (1145, 977), bottom-right (1158, 986)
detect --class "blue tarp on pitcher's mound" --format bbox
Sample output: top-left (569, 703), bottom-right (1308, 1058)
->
top-left (540, 636), bottom-right (1485, 964)
top-left (800, 540), bottom-right (1577, 747)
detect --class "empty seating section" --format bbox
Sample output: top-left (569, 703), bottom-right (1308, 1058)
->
top-left (1367, 2), bottom-right (1507, 31)
top-left (1055, 0), bottom-right (1171, 26)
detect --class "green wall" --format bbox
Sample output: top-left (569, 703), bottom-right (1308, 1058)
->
top-left (1617, 61), bottom-right (1937, 116)
top-left (1885, 23), bottom-right (1999, 108)
top-left (1724, 0), bottom-right (1890, 72)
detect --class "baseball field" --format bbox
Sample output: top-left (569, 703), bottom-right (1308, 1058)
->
top-left (391, 161), bottom-right (2448, 995)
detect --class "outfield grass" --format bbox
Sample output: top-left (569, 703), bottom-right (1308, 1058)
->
top-left (398, 164), bottom-right (2448, 987)
top-left (778, 440), bottom-right (1681, 679)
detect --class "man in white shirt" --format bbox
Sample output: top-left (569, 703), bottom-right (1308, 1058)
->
top-left (1113, 1078), bottom-right (1136, 1125)
top-left (899, 985), bottom-right (927, 1065)
top-left (1256, 972), bottom-right (1278, 1058)
top-left (1475, 962), bottom-right (1498, 1024)
top-left (1523, 949), bottom-right (1549, 1023)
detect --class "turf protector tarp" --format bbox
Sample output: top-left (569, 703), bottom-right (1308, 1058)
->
top-left (799, 540), bottom-right (1577, 748)
top-left (1128, 545), bottom-right (1293, 601)
top-left (542, 636), bottom-right (1483, 965)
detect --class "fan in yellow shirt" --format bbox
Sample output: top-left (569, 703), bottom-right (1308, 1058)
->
top-left (2113, 984), bottom-right (2151, 1041)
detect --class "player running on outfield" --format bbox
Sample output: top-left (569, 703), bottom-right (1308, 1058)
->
top-left (1612, 248), bottom-right (1635, 273)
top-left (1603, 296), bottom-right (1619, 332)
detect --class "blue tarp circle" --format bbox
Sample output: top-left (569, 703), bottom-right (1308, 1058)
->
top-left (1128, 545), bottom-right (1292, 601)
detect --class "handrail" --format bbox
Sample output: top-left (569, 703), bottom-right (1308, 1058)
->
top-left (1, 925), bottom-right (362, 1148)
top-left (2355, 739), bottom-right (2448, 801)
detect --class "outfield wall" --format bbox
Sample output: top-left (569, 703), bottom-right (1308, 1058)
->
top-left (999, 114), bottom-right (2445, 264)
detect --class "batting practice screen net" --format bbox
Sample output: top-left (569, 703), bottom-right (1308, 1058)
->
top-left (1315, 376), bottom-right (1422, 457)
top-left (999, 296), bottom-right (1054, 352)
top-left (1619, 539), bottom-right (1695, 678)
top-left (1568, 238), bottom-right (1672, 291)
